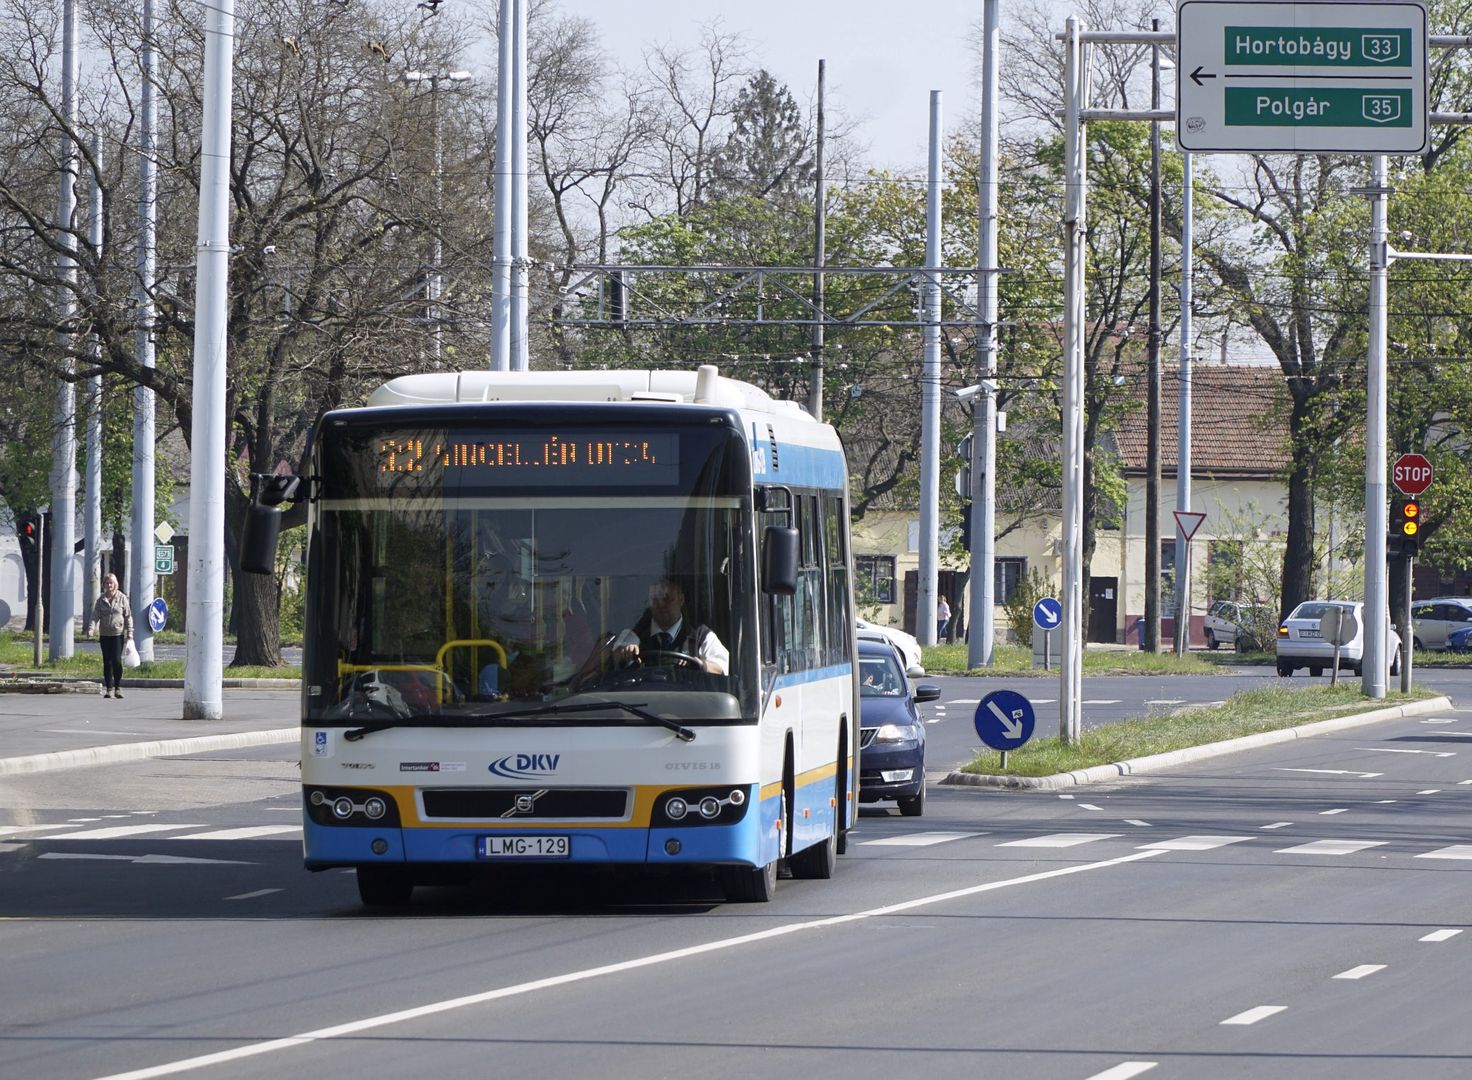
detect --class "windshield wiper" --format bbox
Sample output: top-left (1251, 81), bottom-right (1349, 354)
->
top-left (344, 699), bottom-right (696, 743)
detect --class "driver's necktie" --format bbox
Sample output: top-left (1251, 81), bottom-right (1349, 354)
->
top-left (652, 632), bottom-right (672, 650)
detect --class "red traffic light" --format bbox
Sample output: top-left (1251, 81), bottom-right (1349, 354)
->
top-left (22, 521), bottom-right (36, 539)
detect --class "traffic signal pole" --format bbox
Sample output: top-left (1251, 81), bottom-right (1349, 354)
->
top-left (1401, 553), bottom-right (1413, 693)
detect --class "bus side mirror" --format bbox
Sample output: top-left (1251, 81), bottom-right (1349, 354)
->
top-left (762, 526), bottom-right (799, 595)
top-left (239, 473), bottom-right (301, 575)
top-left (240, 504), bottom-right (282, 575)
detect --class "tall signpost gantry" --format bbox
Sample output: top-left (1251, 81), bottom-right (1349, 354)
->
top-left (1178, 0), bottom-right (1429, 699)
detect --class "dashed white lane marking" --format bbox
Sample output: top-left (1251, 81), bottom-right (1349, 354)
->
top-left (1221, 1005), bottom-right (1287, 1026)
top-left (1320, 808), bottom-right (1349, 815)
top-left (88, 850), bottom-right (1167, 1080)
top-left (1418, 789), bottom-right (1441, 795)
top-left (37, 852), bottom-right (256, 866)
top-left (1277, 768), bottom-right (1383, 778)
top-left (998, 833), bottom-right (1120, 848)
top-left (1376, 800), bottom-right (1398, 804)
top-left (1083, 699), bottom-right (1121, 705)
top-left (1333, 965), bottom-right (1386, 980)
top-left (1058, 794), bottom-right (1075, 800)
top-left (1084, 1063), bottom-right (1157, 1080)
top-left (1275, 839), bottom-right (1387, 855)
top-left (859, 832), bottom-right (983, 847)
top-left (1138, 835), bottom-right (1254, 851)
top-left (1357, 748), bottom-right (1456, 757)
top-left (225, 889), bottom-right (283, 901)
top-left (171, 826), bottom-right (301, 841)
top-left (1420, 929), bottom-right (1463, 942)
top-left (38, 852), bottom-right (133, 862)
top-left (1460, 780), bottom-right (1472, 786)
top-left (35, 824), bottom-right (208, 840)
top-left (1144, 699), bottom-right (1184, 706)
top-left (1415, 845), bottom-right (1472, 860)
top-left (1420, 719), bottom-right (1458, 725)
top-left (66, 818), bottom-right (103, 823)
top-left (1261, 822), bottom-right (1293, 830)
top-left (1079, 804), bottom-right (1103, 811)
top-left (1124, 820), bottom-right (1151, 827)
top-left (950, 698), bottom-right (980, 705)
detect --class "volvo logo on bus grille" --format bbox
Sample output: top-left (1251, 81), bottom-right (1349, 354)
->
top-left (502, 789), bottom-right (548, 817)
top-left (488, 753), bottom-right (562, 779)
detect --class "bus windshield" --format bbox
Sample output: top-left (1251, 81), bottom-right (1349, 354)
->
top-left (304, 416), bottom-right (756, 724)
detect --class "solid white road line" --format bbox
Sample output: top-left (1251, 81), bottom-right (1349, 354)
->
top-left (1220, 1005), bottom-right (1287, 1026)
top-left (859, 832), bottom-right (982, 847)
top-left (1085, 1063), bottom-right (1157, 1080)
top-left (1137, 835), bottom-right (1254, 851)
top-left (998, 833), bottom-right (1120, 848)
top-left (1415, 845), bottom-right (1472, 860)
top-left (225, 889), bottom-right (283, 901)
top-left (1420, 929), bottom-right (1463, 942)
top-left (36, 824), bottom-right (208, 840)
top-left (90, 851), bottom-right (1167, 1080)
top-left (1333, 965), bottom-right (1385, 980)
top-left (171, 826), bottom-right (301, 841)
top-left (38, 853), bottom-right (134, 862)
top-left (1275, 840), bottom-right (1387, 855)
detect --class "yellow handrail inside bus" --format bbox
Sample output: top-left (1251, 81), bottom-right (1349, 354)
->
top-left (436, 639), bottom-right (509, 704)
top-left (337, 638), bottom-right (508, 706)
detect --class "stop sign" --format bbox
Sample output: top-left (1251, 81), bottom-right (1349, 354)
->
top-left (1393, 453), bottom-right (1433, 496)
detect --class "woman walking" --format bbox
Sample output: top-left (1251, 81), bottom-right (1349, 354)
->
top-left (93, 573), bottom-right (133, 698)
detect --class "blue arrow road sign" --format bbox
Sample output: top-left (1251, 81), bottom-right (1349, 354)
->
top-left (974, 689), bottom-right (1036, 752)
top-left (1033, 596), bottom-right (1062, 630)
top-left (147, 597), bottom-right (168, 632)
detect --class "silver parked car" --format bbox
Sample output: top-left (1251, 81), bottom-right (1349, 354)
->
top-left (1275, 600), bottom-right (1401, 677)
top-left (1409, 598), bottom-right (1472, 651)
top-left (1204, 599), bottom-right (1273, 652)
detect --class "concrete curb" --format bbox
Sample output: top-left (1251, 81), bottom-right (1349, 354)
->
top-left (0, 676), bottom-right (300, 691)
top-left (939, 695), bottom-right (1455, 791)
top-left (0, 728), bottom-right (299, 777)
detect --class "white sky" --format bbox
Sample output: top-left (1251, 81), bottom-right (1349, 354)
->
top-left (551, 0), bottom-right (986, 173)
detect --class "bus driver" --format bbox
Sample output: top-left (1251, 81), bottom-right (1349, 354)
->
top-left (612, 576), bottom-right (729, 675)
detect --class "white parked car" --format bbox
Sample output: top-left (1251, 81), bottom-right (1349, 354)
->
top-left (1275, 600), bottom-right (1401, 677)
top-left (1203, 599), bottom-right (1274, 652)
top-left (856, 617), bottom-right (925, 675)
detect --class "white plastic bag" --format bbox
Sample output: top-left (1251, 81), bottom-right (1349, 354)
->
top-left (122, 638), bottom-right (141, 669)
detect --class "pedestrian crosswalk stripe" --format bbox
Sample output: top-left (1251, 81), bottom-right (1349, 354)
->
top-left (33, 824), bottom-right (208, 841)
top-left (860, 831), bottom-right (984, 847)
top-left (0, 824), bottom-right (86, 839)
top-left (1138, 835), bottom-right (1255, 851)
top-left (171, 826), bottom-right (301, 841)
top-left (1274, 839), bottom-right (1387, 855)
top-left (1415, 845), bottom-right (1472, 860)
top-left (997, 833), bottom-right (1120, 848)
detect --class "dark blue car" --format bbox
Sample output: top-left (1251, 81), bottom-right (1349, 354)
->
top-left (858, 639), bottom-right (942, 816)
top-left (1449, 625), bottom-right (1472, 653)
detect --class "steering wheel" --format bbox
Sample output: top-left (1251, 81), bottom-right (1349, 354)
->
top-left (640, 649), bottom-right (704, 671)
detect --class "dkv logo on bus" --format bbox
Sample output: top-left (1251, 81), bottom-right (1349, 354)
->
top-left (488, 753), bottom-right (562, 779)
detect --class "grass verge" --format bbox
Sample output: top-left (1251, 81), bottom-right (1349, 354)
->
top-left (959, 682), bottom-right (1437, 778)
top-left (922, 642), bottom-right (1221, 676)
top-left (0, 633), bottom-right (300, 681)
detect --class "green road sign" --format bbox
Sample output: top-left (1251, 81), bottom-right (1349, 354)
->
top-left (1177, 0), bottom-right (1427, 154)
top-left (154, 544), bottom-right (175, 575)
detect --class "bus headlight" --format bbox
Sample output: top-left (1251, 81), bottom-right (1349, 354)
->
top-left (332, 796), bottom-right (355, 820)
top-left (656, 787), bottom-right (751, 827)
top-left (698, 796), bottom-right (722, 819)
top-left (363, 797), bottom-right (387, 820)
top-left (665, 797), bottom-right (689, 821)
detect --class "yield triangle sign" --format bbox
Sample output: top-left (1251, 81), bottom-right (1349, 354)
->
top-left (1173, 511), bottom-right (1207, 541)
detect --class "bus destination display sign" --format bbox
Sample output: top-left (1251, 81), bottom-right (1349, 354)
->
top-left (375, 430), bottom-right (680, 486)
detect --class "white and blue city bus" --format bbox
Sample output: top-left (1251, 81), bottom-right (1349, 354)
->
top-left (244, 366), bottom-right (858, 905)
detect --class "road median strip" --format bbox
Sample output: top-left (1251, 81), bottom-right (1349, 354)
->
top-left (0, 728), bottom-right (299, 777)
top-left (942, 693), bottom-right (1452, 791)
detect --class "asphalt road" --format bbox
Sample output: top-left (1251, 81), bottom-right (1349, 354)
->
top-left (3, 697), bottom-right (1472, 1079)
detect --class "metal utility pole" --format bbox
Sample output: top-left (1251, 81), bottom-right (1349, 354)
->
top-left (83, 135), bottom-right (103, 637)
top-left (404, 69), bottom-right (472, 365)
top-left (918, 91), bottom-right (943, 647)
top-left (131, 0), bottom-right (158, 663)
top-left (32, 511), bottom-right (44, 668)
top-left (1172, 152), bottom-right (1194, 656)
top-left (969, 0), bottom-right (1000, 669)
top-left (1060, 15), bottom-right (1087, 744)
top-left (510, 0), bottom-right (529, 371)
top-left (183, 0), bottom-right (235, 721)
top-left (1144, 20), bottom-right (1162, 653)
top-left (49, 0), bottom-right (79, 661)
top-left (809, 58), bottom-right (826, 422)
top-left (490, 0), bottom-right (514, 370)
top-left (1361, 153), bottom-right (1390, 699)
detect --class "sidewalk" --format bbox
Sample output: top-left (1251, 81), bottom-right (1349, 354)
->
top-left (0, 686), bottom-right (298, 776)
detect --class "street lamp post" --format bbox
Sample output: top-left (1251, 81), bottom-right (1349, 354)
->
top-left (403, 69), bottom-right (471, 365)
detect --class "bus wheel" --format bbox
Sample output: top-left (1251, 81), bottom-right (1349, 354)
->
top-left (789, 828), bottom-right (837, 879)
top-left (357, 865), bottom-right (414, 908)
top-left (721, 857), bottom-right (778, 902)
